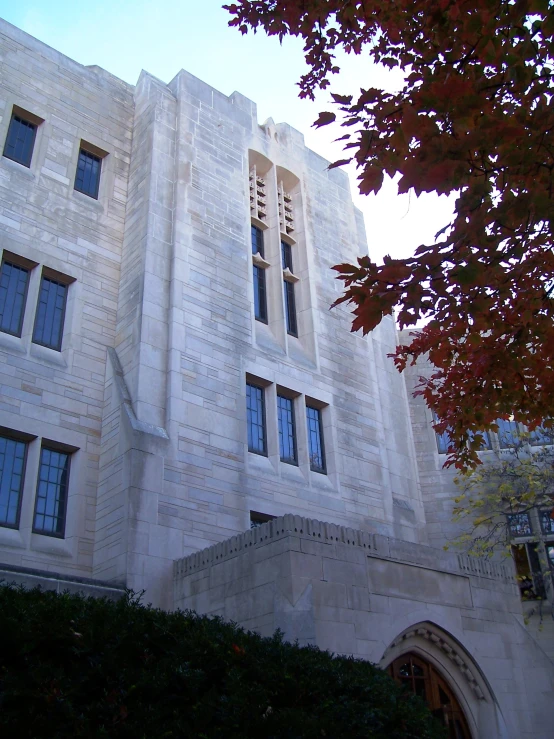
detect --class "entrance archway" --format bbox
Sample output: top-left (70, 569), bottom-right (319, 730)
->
top-left (388, 652), bottom-right (472, 738)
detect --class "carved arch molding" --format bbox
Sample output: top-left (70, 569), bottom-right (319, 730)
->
top-left (382, 623), bottom-right (487, 701)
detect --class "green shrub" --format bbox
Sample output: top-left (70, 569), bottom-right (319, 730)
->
top-left (0, 585), bottom-right (445, 738)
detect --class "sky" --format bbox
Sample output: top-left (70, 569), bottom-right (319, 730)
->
top-left (0, 0), bottom-right (455, 265)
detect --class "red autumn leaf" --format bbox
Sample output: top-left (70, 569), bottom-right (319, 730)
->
top-left (226, 0), bottom-right (554, 470)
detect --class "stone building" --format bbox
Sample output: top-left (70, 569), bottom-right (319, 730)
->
top-left (0, 19), bottom-right (552, 738)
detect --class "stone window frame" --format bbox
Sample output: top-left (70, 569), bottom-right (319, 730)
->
top-left (2, 105), bottom-right (44, 169)
top-left (0, 429), bottom-right (33, 530)
top-left (32, 443), bottom-right (73, 539)
top-left (31, 266), bottom-right (76, 353)
top-left (245, 372), bottom-right (334, 478)
top-left (0, 251), bottom-right (37, 338)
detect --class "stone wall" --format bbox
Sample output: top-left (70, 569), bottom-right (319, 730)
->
top-left (175, 514), bottom-right (554, 739)
top-left (0, 19), bottom-right (133, 577)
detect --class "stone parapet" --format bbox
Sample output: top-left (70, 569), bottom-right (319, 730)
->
top-left (174, 514), bottom-right (512, 583)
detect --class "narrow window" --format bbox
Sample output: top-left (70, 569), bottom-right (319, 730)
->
top-left (306, 405), bottom-right (326, 473)
top-left (468, 429), bottom-right (492, 450)
top-left (32, 275), bottom-right (68, 351)
top-left (251, 225), bottom-right (267, 323)
top-left (0, 259), bottom-right (30, 336)
top-left (74, 148), bottom-right (102, 199)
top-left (512, 543), bottom-right (546, 600)
top-left (540, 510), bottom-right (554, 535)
top-left (281, 241), bottom-right (297, 337)
top-left (431, 413), bottom-right (451, 454)
top-left (3, 114), bottom-right (37, 167)
top-left (497, 417), bottom-right (518, 448)
top-left (246, 382), bottom-right (266, 455)
top-left (33, 447), bottom-right (70, 537)
top-left (278, 394), bottom-right (297, 464)
top-left (0, 435), bottom-right (26, 528)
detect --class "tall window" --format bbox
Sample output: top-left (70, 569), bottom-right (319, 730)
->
top-left (281, 241), bottom-right (297, 337)
top-left (512, 542), bottom-right (546, 599)
top-left (0, 435), bottom-right (26, 528)
top-left (3, 113), bottom-right (37, 167)
top-left (0, 259), bottom-right (30, 336)
top-left (251, 225), bottom-right (267, 323)
top-left (497, 417), bottom-right (518, 448)
top-left (278, 394), bottom-right (297, 464)
top-left (32, 275), bottom-right (68, 351)
top-left (246, 382), bottom-right (266, 455)
top-left (306, 405), bottom-right (326, 473)
top-left (74, 148), bottom-right (102, 199)
top-left (33, 447), bottom-right (70, 537)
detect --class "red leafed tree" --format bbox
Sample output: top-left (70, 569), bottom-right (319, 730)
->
top-left (226, 0), bottom-right (554, 469)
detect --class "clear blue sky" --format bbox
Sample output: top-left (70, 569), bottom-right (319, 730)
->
top-left (0, 0), bottom-right (454, 264)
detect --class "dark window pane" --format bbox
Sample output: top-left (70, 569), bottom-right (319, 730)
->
top-left (3, 114), bottom-right (37, 167)
top-left (497, 418), bottom-right (518, 448)
top-left (529, 426), bottom-right (551, 445)
top-left (74, 148), bottom-right (102, 199)
top-left (278, 395), bottom-right (297, 464)
top-left (281, 240), bottom-right (293, 271)
top-left (32, 276), bottom-right (68, 350)
top-left (0, 435), bottom-right (26, 527)
top-left (507, 513), bottom-right (532, 537)
top-left (33, 447), bottom-right (70, 536)
top-left (540, 510), bottom-right (554, 535)
top-left (284, 280), bottom-right (297, 337)
top-left (246, 383), bottom-right (266, 455)
top-left (250, 511), bottom-right (275, 529)
top-left (306, 405), bottom-right (326, 473)
top-left (253, 265), bottom-right (267, 323)
top-left (0, 260), bottom-right (30, 336)
top-left (432, 412), bottom-right (451, 454)
top-left (468, 429), bottom-right (492, 450)
top-left (251, 225), bottom-right (264, 257)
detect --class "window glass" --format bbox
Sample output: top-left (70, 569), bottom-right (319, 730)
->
top-left (283, 280), bottom-right (297, 336)
top-left (253, 265), bottom-right (267, 323)
top-left (540, 509), bottom-right (554, 535)
top-left (246, 383), bottom-right (266, 455)
top-left (546, 543), bottom-right (554, 571)
top-left (281, 241), bottom-right (297, 336)
top-left (74, 148), bottom-right (102, 199)
top-left (468, 429), bottom-right (492, 450)
top-left (32, 275), bottom-right (68, 350)
top-left (250, 511), bottom-right (275, 529)
top-left (251, 225), bottom-right (264, 257)
top-left (0, 260), bottom-right (30, 336)
top-left (281, 240), bottom-right (293, 271)
top-left (3, 114), bottom-right (37, 167)
top-left (529, 426), bottom-right (551, 445)
top-left (33, 447), bottom-right (70, 536)
top-left (278, 394), bottom-right (297, 464)
top-left (306, 405), bottom-right (326, 473)
top-left (507, 512), bottom-right (532, 537)
top-left (497, 417), bottom-right (518, 448)
top-left (0, 435), bottom-right (26, 528)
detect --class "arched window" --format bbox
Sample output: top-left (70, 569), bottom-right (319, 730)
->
top-left (388, 653), bottom-right (472, 739)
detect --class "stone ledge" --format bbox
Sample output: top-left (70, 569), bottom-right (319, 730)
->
top-left (0, 562), bottom-right (126, 600)
top-left (174, 515), bottom-right (373, 577)
top-left (174, 514), bottom-right (514, 584)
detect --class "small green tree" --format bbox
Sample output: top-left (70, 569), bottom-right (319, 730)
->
top-left (449, 429), bottom-right (554, 613)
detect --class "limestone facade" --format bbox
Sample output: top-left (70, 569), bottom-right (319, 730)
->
top-left (0, 19), bottom-right (553, 738)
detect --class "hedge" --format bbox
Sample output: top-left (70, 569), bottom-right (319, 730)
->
top-left (0, 585), bottom-right (445, 738)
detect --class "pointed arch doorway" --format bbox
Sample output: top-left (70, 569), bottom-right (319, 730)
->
top-left (388, 652), bottom-right (472, 738)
